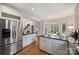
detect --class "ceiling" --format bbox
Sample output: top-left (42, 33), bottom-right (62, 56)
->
top-left (2, 3), bottom-right (77, 21)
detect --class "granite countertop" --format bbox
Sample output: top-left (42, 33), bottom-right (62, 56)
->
top-left (23, 33), bottom-right (35, 36)
top-left (40, 35), bottom-right (68, 42)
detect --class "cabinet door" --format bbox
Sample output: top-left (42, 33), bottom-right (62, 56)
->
top-left (51, 40), bottom-right (67, 54)
top-left (40, 37), bottom-right (46, 51)
top-left (1, 45), bottom-right (10, 55)
top-left (40, 38), bottom-right (54, 54)
top-left (45, 39), bottom-right (53, 54)
top-left (0, 47), bottom-right (1, 54)
top-left (23, 36), bottom-right (28, 48)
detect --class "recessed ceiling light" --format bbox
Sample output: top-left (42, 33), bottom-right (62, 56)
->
top-left (32, 8), bottom-right (34, 11)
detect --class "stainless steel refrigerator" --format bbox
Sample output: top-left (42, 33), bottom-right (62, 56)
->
top-left (0, 18), bottom-right (22, 55)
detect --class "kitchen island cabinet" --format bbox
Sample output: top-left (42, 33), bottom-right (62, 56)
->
top-left (40, 36), bottom-right (68, 55)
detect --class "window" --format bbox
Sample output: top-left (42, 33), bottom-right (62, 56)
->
top-left (50, 24), bottom-right (59, 33)
top-left (53, 24), bottom-right (59, 33)
top-left (62, 24), bottom-right (66, 33)
top-left (45, 24), bottom-right (59, 34)
top-left (45, 24), bottom-right (49, 34)
top-left (51, 24), bottom-right (53, 33)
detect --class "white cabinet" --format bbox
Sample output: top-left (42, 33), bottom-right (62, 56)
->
top-left (40, 37), bottom-right (46, 51)
top-left (23, 34), bottom-right (36, 48)
top-left (40, 37), bottom-right (53, 54)
top-left (45, 39), bottom-right (53, 54)
top-left (40, 37), bottom-right (67, 54)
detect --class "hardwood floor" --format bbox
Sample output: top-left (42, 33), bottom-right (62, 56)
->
top-left (16, 41), bottom-right (47, 55)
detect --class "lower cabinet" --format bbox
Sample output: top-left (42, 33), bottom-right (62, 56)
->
top-left (23, 34), bottom-right (36, 48)
top-left (45, 39), bottom-right (53, 54)
top-left (0, 45), bottom-right (10, 55)
top-left (40, 37), bottom-right (46, 51)
top-left (40, 37), bottom-right (67, 55)
top-left (40, 37), bottom-right (53, 54)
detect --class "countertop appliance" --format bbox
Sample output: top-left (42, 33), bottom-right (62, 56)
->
top-left (0, 18), bottom-right (22, 55)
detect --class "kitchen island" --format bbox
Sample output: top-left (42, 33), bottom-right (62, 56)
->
top-left (39, 35), bottom-right (69, 55)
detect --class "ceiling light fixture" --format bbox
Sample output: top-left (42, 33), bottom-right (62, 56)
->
top-left (32, 8), bottom-right (34, 11)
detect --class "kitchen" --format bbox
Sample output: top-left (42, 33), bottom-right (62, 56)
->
top-left (0, 3), bottom-right (79, 55)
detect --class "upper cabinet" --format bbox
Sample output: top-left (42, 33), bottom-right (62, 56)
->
top-left (0, 4), bottom-right (21, 21)
top-left (1, 5), bottom-right (21, 17)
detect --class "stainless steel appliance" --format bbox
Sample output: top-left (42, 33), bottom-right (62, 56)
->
top-left (0, 18), bottom-right (22, 55)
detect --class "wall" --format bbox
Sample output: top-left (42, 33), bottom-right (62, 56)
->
top-left (32, 20), bottom-right (41, 34)
top-left (53, 15), bottom-right (74, 26)
top-left (42, 15), bottom-right (75, 35)
top-left (21, 17), bottom-right (41, 34)
top-left (74, 4), bottom-right (79, 29)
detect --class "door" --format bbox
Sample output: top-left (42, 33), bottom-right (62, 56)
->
top-left (40, 37), bottom-right (48, 52)
top-left (45, 39), bottom-right (53, 54)
top-left (10, 21), bottom-right (17, 43)
top-left (0, 45), bottom-right (10, 55)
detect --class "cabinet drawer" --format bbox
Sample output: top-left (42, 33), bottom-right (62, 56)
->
top-left (0, 45), bottom-right (10, 55)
